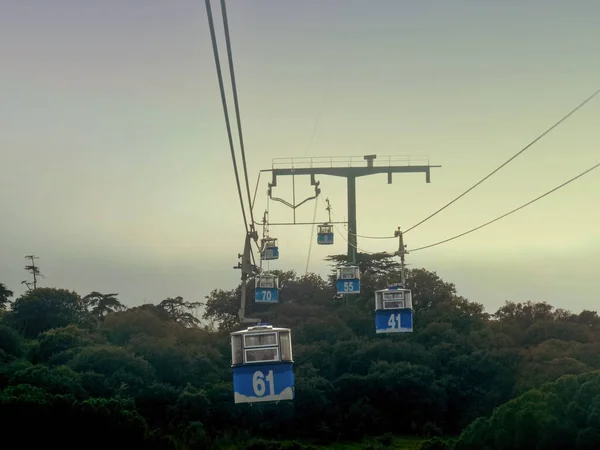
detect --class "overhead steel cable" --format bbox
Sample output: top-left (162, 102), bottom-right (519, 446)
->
top-left (251, 171), bottom-right (262, 211)
top-left (303, 73), bottom-right (333, 271)
top-left (332, 222), bottom-right (378, 255)
top-left (204, 0), bottom-right (249, 233)
top-left (317, 195), bottom-right (376, 255)
top-left (348, 231), bottom-right (395, 239)
top-left (219, 0), bottom-right (256, 230)
top-left (404, 88), bottom-right (600, 235)
top-left (409, 162), bottom-right (600, 252)
top-left (321, 159), bottom-right (598, 255)
top-left (305, 197), bottom-right (319, 274)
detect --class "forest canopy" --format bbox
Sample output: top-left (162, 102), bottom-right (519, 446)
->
top-left (1, 252), bottom-right (600, 449)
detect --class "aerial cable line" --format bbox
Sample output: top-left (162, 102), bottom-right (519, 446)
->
top-left (251, 171), bottom-right (263, 211)
top-left (332, 222), bottom-right (378, 255)
top-left (404, 87), bottom-right (600, 235)
top-left (304, 71), bottom-right (331, 156)
top-left (304, 74), bottom-right (332, 270)
top-left (305, 197), bottom-right (319, 274)
top-left (218, 0), bottom-right (256, 230)
top-left (409, 162), bottom-right (600, 252)
top-left (318, 195), bottom-right (376, 255)
top-left (348, 231), bottom-right (395, 239)
top-left (324, 196), bottom-right (396, 240)
top-left (323, 159), bottom-right (599, 255)
top-left (204, 0), bottom-right (249, 233)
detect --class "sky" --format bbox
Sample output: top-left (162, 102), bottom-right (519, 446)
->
top-left (1, 0), bottom-right (599, 316)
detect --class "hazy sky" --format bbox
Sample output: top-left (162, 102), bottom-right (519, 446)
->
top-left (1, 1), bottom-right (598, 316)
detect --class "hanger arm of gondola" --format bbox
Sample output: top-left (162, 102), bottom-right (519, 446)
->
top-left (267, 186), bottom-right (321, 209)
top-left (269, 195), bottom-right (295, 209)
top-left (292, 192), bottom-right (319, 210)
top-left (268, 192), bottom-right (320, 211)
top-left (235, 231), bottom-right (262, 324)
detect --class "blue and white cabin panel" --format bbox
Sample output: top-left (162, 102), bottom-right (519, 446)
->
top-left (374, 288), bottom-right (414, 333)
top-left (255, 275), bottom-right (279, 303)
top-left (336, 266), bottom-right (361, 295)
top-left (255, 287), bottom-right (279, 303)
top-left (261, 238), bottom-right (279, 261)
top-left (230, 326), bottom-right (294, 404)
top-left (375, 309), bottom-right (413, 333)
top-left (232, 363), bottom-right (294, 404)
top-left (262, 246), bottom-right (279, 261)
top-left (317, 224), bottom-right (334, 245)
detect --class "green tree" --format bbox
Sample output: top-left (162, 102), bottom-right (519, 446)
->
top-left (101, 305), bottom-right (175, 345)
top-left (6, 287), bottom-right (87, 338)
top-left (5, 253), bottom-right (600, 447)
top-left (21, 254), bottom-right (43, 291)
top-left (83, 291), bottom-right (126, 319)
top-left (455, 372), bottom-right (600, 450)
top-left (158, 296), bottom-right (203, 327)
top-left (67, 345), bottom-right (156, 396)
top-left (203, 270), bottom-right (331, 330)
top-left (326, 251), bottom-right (401, 277)
top-left (0, 323), bottom-right (23, 359)
top-left (33, 324), bottom-right (103, 364)
top-left (0, 282), bottom-right (14, 310)
top-left (203, 285), bottom-right (242, 329)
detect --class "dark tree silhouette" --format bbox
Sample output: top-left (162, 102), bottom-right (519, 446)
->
top-left (2, 253), bottom-right (600, 449)
top-left (83, 291), bottom-right (126, 319)
top-left (158, 296), bottom-right (203, 328)
top-left (0, 282), bottom-right (14, 310)
top-left (21, 254), bottom-right (43, 291)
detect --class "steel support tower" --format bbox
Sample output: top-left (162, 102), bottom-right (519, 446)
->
top-left (266, 154), bottom-right (439, 263)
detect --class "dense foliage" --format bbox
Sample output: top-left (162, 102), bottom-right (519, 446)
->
top-left (1, 253), bottom-right (600, 449)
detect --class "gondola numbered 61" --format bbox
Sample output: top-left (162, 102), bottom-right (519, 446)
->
top-left (230, 325), bottom-right (294, 404)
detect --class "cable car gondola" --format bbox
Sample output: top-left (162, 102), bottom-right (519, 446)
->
top-left (374, 285), bottom-right (413, 333)
top-left (261, 237), bottom-right (279, 261)
top-left (336, 265), bottom-right (360, 294)
top-left (255, 273), bottom-right (279, 303)
top-left (317, 224), bottom-right (334, 245)
top-left (230, 325), bottom-right (294, 404)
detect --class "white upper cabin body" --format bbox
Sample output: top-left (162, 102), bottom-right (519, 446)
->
top-left (230, 325), bottom-right (293, 366)
top-left (374, 287), bottom-right (413, 310)
top-left (256, 274), bottom-right (279, 289)
top-left (337, 266), bottom-right (360, 280)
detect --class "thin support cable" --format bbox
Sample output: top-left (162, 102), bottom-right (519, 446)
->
top-left (404, 88), bottom-right (600, 235)
top-left (321, 194), bottom-right (395, 239)
top-left (204, 0), bottom-right (248, 232)
top-left (304, 71), bottom-right (332, 156)
top-left (410, 162), bottom-right (600, 252)
top-left (317, 194), bottom-right (381, 255)
top-left (219, 0), bottom-right (255, 229)
top-left (332, 222), bottom-right (387, 255)
top-left (305, 198), bottom-right (319, 274)
top-left (349, 231), bottom-right (396, 239)
top-left (251, 171), bottom-right (262, 211)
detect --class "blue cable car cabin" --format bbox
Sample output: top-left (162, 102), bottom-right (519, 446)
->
top-left (230, 325), bottom-right (294, 404)
top-left (336, 266), bottom-right (361, 294)
top-left (317, 224), bottom-right (334, 245)
top-left (261, 238), bottom-right (279, 260)
top-left (374, 286), bottom-right (413, 333)
top-left (255, 274), bottom-right (279, 303)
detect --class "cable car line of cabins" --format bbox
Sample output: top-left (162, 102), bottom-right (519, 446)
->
top-left (231, 203), bottom-right (413, 404)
